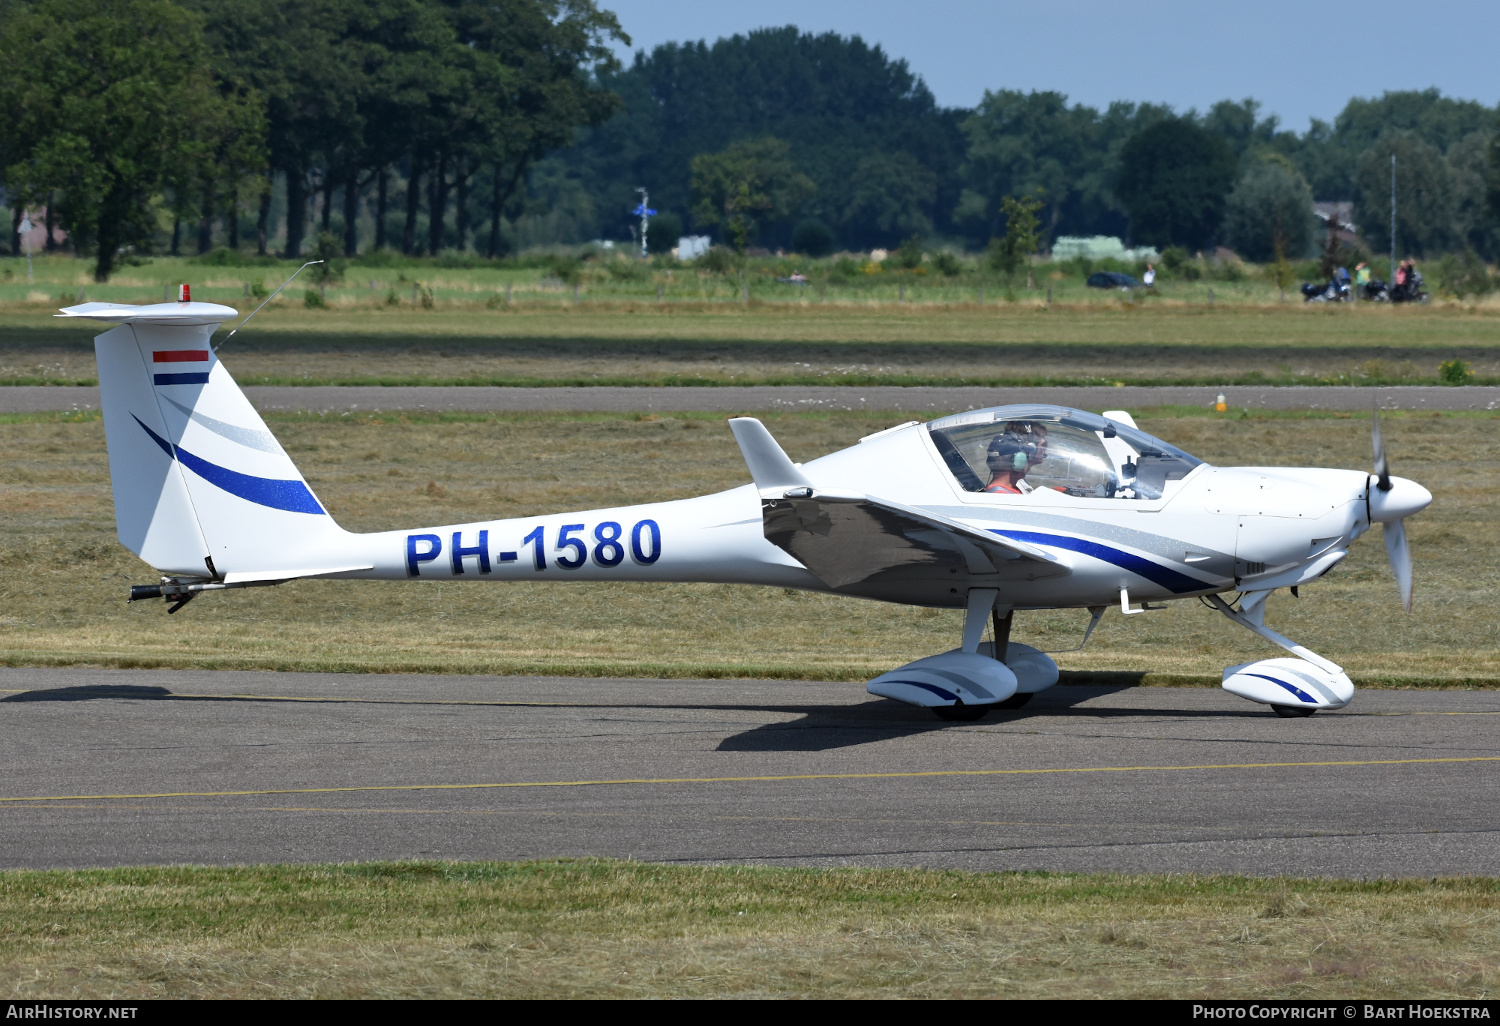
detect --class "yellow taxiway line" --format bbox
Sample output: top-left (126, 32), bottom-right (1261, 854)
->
top-left (1, 755), bottom-right (1496, 804)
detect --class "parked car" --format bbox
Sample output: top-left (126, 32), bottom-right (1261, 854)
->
top-left (1086, 271), bottom-right (1139, 290)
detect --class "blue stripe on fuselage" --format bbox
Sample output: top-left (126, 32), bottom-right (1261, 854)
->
top-left (991, 528), bottom-right (1209, 594)
top-left (132, 414), bottom-right (325, 515)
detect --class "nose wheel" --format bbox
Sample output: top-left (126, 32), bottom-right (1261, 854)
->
top-left (1271, 704), bottom-right (1317, 718)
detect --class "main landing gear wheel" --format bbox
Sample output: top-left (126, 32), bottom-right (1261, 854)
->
top-left (995, 693), bottom-right (1033, 709)
top-left (933, 703), bottom-right (989, 722)
top-left (1271, 704), bottom-right (1318, 718)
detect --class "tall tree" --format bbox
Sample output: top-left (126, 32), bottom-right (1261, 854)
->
top-left (690, 137), bottom-right (814, 252)
top-left (1115, 117), bottom-right (1237, 250)
top-left (1297, 89), bottom-right (1494, 200)
top-left (960, 90), bottom-right (1104, 245)
top-left (987, 193), bottom-right (1043, 278)
top-left (191, 0), bottom-right (416, 258)
top-left (1446, 131), bottom-right (1500, 259)
top-left (0, 0), bottom-right (265, 280)
top-left (434, 0), bottom-right (627, 258)
top-left (1353, 130), bottom-right (1455, 257)
top-left (1221, 158), bottom-right (1316, 262)
top-left (1488, 134), bottom-right (1500, 227)
top-left (838, 152), bottom-right (936, 248)
top-left (1202, 98), bottom-right (1301, 166)
top-left (193, 0), bottom-right (623, 259)
top-left (546, 27), bottom-right (962, 249)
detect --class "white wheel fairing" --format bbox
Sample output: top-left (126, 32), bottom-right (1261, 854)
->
top-left (868, 651), bottom-right (1019, 708)
top-left (1222, 657), bottom-right (1354, 710)
top-left (1001, 643), bottom-right (1060, 693)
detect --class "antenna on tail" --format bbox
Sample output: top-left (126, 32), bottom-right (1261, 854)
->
top-left (215, 259), bottom-right (325, 349)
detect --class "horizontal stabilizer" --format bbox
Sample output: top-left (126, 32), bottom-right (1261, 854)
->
top-left (58, 301), bottom-right (239, 326)
top-left (729, 417), bottom-right (812, 492)
top-left (221, 565), bottom-right (373, 585)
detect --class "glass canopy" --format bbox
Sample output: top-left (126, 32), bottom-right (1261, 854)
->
top-left (926, 405), bottom-right (1202, 500)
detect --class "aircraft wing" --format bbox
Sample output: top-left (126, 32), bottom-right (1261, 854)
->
top-left (760, 493), bottom-right (1070, 590)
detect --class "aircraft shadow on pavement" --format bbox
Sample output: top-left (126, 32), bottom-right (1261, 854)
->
top-left (0, 684), bottom-right (1102, 722)
top-left (713, 686), bottom-right (1122, 753)
top-left (2, 684), bottom-right (174, 702)
top-left (715, 685), bottom-right (1263, 753)
top-left (5, 683), bottom-right (1260, 752)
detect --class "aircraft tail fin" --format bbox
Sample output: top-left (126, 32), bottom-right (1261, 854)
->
top-left (728, 417), bottom-right (812, 492)
top-left (64, 301), bottom-right (346, 578)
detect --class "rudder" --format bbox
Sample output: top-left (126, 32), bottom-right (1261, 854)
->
top-left (67, 300), bottom-right (346, 579)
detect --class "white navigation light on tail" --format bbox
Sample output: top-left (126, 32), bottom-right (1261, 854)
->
top-left (64, 296), bottom-right (1432, 717)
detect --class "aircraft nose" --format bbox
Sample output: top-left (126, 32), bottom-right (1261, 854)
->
top-left (1369, 476), bottom-right (1432, 522)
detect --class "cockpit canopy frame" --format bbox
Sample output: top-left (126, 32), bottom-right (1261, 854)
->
top-left (925, 404), bottom-right (1204, 500)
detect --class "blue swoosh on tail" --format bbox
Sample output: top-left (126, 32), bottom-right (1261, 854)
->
top-left (133, 414), bottom-right (325, 515)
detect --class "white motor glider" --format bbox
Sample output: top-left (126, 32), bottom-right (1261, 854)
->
top-left (60, 296), bottom-right (1431, 719)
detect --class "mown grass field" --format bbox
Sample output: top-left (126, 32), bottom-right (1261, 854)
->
top-left (2, 253), bottom-right (1498, 387)
top-left (2, 860), bottom-right (1496, 998)
top-left (0, 251), bottom-right (1350, 310)
top-left (1, 408), bottom-right (1493, 683)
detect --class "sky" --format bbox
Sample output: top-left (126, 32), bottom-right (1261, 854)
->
top-left (600, 0), bottom-right (1500, 133)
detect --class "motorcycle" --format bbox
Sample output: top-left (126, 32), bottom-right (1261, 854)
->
top-left (1302, 267), bottom-right (1352, 302)
top-left (1362, 269), bottom-right (1429, 303)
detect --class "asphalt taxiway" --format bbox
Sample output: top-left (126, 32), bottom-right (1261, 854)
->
top-left (1, 667), bottom-right (1496, 876)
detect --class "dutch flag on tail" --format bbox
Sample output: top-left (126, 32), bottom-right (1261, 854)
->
top-left (151, 347), bottom-right (212, 386)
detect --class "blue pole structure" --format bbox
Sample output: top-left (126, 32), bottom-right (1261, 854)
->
top-left (635, 188), bottom-right (653, 259)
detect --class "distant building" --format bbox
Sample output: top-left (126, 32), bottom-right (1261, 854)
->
top-left (16, 207), bottom-right (66, 252)
top-left (676, 235), bottom-right (711, 260)
top-left (1051, 235), bottom-right (1159, 262)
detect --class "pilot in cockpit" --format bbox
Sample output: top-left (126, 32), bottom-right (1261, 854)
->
top-left (983, 422), bottom-right (1048, 494)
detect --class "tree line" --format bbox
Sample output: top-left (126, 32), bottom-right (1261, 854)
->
top-left (0, 0), bottom-right (625, 279)
top-left (1, 9), bottom-right (1497, 280)
top-left (554, 29), bottom-right (1500, 264)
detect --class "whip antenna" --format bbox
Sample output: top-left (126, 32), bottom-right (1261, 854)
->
top-left (216, 260), bottom-right (325, 349)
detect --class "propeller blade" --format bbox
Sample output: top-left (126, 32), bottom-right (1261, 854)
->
top-left (1384, 518), bottom-right (1413, 614)
top-left (1372, 408), bottom-right (1391, 491)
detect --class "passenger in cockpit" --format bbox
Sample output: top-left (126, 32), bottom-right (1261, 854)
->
top-left (984, 422), bottom-right (1048, 494)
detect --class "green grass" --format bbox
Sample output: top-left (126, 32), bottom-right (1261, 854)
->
top-left (2, 859), bottom-right (1497, 998)
top-left (0, 249), bottom-right (1488, 309)
top-left (0, 251), bottom-right (1297, 309)
top-left (1, 409), bottom-right (1494, 683)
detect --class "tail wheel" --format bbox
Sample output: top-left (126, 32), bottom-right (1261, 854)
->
top-left (933, 703), bottom-right (988, 722)
top-left (1271, 704), bottom-right (1318, 718)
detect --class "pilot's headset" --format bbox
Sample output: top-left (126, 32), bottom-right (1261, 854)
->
top-left (986, 425), bottom-right (1042, 474)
